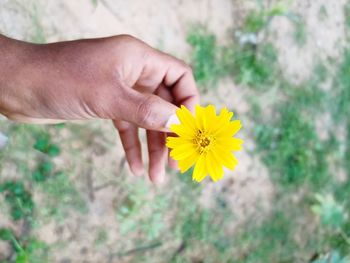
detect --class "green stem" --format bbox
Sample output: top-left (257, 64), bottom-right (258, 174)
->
top-left (339, 230), bottom-right (350, 246)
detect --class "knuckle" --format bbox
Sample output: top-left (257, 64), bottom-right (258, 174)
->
top-left (135, 96), bottom-right (156, 127)
top-left (177, 59), bottom-right (187, 67)
top-left (182, 63), bottom-right (193, 74)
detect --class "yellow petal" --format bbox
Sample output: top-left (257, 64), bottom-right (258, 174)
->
top-left (219, 107), bottom-right (234, 122)
top-left (192, 155), bottom-right (207, 182)
top-left (169, 144), bottom-right (196, 160)
top-left (217, 138), bottom-right (244, 151)
top-left (177, 105), bottom-right (197, 132)
top-left (210, 108), bottom-right (233, 135)
top-left (216, 120), bottom-right (242, 137)
top-left (215, 147), bottom-right (238, 170)
top-left (170, 124), bottom-right (195, 138)
top-left (195, 105), bottom-right (205, 131)
top-left (204, 105), bottom-right (217, 133)
top-left (165, 104), bottom-right (243, 183)
top-left (207, 151), bottom-right (224, 182)
top-left (178, 152), bottom-right (199, 173)
top-left (166, 136), bottom-right (191, 149)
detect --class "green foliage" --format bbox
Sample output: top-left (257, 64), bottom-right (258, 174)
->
top-left (293, 18), bottom-right (307, 47)
top-left (187, 27), bottom-right (278, 89)
top-left (0, 181), bottom-right (34, 221)
top-left (94, 228), bottom-right (108, 247)
top-left (33, 133), bottom-right (60, 157)
top-left (38, 172), bottom-right (87, 221)
top-left (0, 228), bottom-right (49, 263)
top-left (116, 180), bottom-right (167, 240)
top-left (242, 2), bottom-right (289, 33)
top-left (0, 228), bottom-right (14, 241)
top-left (312, 194), bottom-right (348, 230)
top-left (180, 208), bottom-right (211, 241)
top-left (333, 49), bottom-right (350, 122)
top-left (318, 5), bottom-right (328, 21)
top-left (255, 102), bottom-right (329, 188)
top-left (224, 42), bottom-right (277, 88)
top-left (312, 251), bottom-right (350, 263)
top-left (233, 210), bottom-right (299, 263)
top-left (28, 2), bottom-right (46, 44)
top-left (32, 160), bottom-right (54, 182)
top-left (346, 122), bottom-right (350, 176)
top-left (345, 3), bottom-right (350, 29)
top-left (187, 27), bottom-right (224, 88)
top-left (91, 0), bottom-right (98, 8)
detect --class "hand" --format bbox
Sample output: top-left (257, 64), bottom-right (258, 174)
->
top-left (0, 34), bottom-right (200, 183)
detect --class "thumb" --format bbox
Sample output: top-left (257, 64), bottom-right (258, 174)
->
top-left (122, 91), bottom-right (179, 132)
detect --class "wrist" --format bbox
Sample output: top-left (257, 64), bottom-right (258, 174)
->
top-left (0, 35), bottom-right (38, 118)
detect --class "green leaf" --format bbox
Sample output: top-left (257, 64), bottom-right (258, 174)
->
top-left (0, 228), bottom-right (14, 241)
top-left (33, 136), bottom-right (50, 153)
top-left (47, 144), bottom-right (60, 157)
top-left (312, 194), bottom-right (347, 229)
top-left (15, 251), bottom-right (29, 263)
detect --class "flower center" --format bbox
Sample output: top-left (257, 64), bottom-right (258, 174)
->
top-left (194, 130), bottom-right (214, 154)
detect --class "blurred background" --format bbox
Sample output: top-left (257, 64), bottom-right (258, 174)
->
top-left (0, 0), bottom-right (349, 262)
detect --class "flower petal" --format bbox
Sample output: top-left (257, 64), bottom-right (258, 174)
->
top-left (170, 124), bottom-right (195, 138)
top-left (217, 138), bottom-right (244, 151)
top-left (177, 105), bottom-right (197, 132)
top-left (192, 155), bottom-right (207, 182)
top-left (215, 147), bottom-right (238, 170)
top-left (169, 143), bottom-right (197, 160)
top-left (167, 104), bottom-right (243, 183)
top-left (178, 152), bottom-right (199, 173)
top-left (166, 136), bottom-right (191, 149)
top-left (195, 105), bottom-right (205, 131)
top-left (207, 151), bottom-right (224, 182)
top-left (216, 120), bottom-right (242, 137)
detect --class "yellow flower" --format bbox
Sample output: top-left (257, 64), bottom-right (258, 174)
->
top-left (166, 104), bottom-right (243, 182)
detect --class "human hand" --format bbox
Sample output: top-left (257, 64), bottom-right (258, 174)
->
top-left (0, 34), bottom-right (200, 183)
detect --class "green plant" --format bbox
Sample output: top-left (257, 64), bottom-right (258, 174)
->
top-left (116, 180), bottom-right (167, 240)
top-left (32, 160), bottom-right (54, 182)
top-left (187, 27), bottom-right (224, 89)
top-left (293, 18), bottom-right (307, 46)
top-left (37, 172), bottom-right (87, 222)
top-left (242, 2), bottom-right (289, 33)
top-left (91, 0), bottom-right (98, 8)
top-left (232, 209), bottom-right (299, 263)
top-left (312, 194), bottom-right (348, 230)
top-left (255, 102), bottom-right (329, 188)
top-left (0, 228), bottom-right (49, 263)
top-left (94, 228), bottom-right (108, 247)
top-left (224, 42), bottom-right (277, 88)
top-left (312, 251), bottom-right (350, 263)
top-left (0, 181), bottom-right (34, 221)
top-left (345, 3), bottom-right (350, 29)
top-left (318, 5), bottom-right (328, 21)
top-left (333, 49), bottom-right (350, 122)
top-left (33, 133), bottom-right (60, 157)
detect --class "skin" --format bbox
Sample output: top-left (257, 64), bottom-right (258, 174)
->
top-left (0, 34), bottom-right (200, 183)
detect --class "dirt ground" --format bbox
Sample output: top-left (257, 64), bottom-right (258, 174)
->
top-left (0, 0), bottom-right (346, 262)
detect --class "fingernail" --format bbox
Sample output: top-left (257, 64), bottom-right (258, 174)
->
top-left (152, 171), bottom-right (165, 185)
top-left (165, 114), bottom-right (180, 130)
top-left (131, 165), bottom-right (144, 177)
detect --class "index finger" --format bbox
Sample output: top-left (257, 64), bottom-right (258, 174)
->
top-left (163, 58), bottom-right (200, 111)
